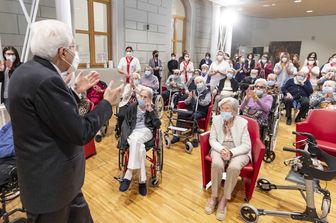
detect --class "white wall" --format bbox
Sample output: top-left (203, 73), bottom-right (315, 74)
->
top-left (232, 15), bottom-right (336, 63)
top-left (0, 0), bottom-right (56, 55)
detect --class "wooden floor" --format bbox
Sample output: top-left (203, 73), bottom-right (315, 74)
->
top-left (5, 113), bottom-right (336, 223)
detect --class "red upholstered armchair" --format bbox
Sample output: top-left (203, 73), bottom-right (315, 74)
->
top-left (199, 116), bottom-right (265, 201)
top-left (296, 109), bottom-right (336, 157)
top-left (177, 101), bottom-right (212, 132)
top-left (84, 101), bottom-right (97, 159)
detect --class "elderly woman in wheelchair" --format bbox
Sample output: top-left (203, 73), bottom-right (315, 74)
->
top-left (118, 87), bottom-right (161, 196)
top-left (310, 80), bottom-right (336, 109)
top-left (205, 97), bottom-right (251, 221)
top-left (140, 66), bottom-right (159, 92)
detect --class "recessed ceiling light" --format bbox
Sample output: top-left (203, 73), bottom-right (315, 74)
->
top-left (294, 0), bottom-right (302, 3)
top-left (271, 3), bottom-right (276, 6)
top-left (262, 4), bottom-right (270, 7)
top-left (306, 10), bottom-right (313, 13)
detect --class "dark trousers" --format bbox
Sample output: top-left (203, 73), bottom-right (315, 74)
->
top-left (27, 192), bottom-right (93, 223)
top-left (3, 98), bottom-right (10, 113)
top-left (154, 73), bottom-right (161, 92)
top-left (284, 96), bottom-right (310, 120)
top-left (116, 105), bottom-right (128, 135)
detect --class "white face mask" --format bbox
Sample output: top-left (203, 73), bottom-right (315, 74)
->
top-left (251, 74), bottom-right (257, 78)
top-left (217, 55), bottom-right (224, 61)
top-left (308, 61), bottom-right (315, 65)
top-left (261, 59), bottom-right (267, 64)
top-left (171, 56), bottom-right (176, 60)
top-left (126, 52), bottom-right (132, 57)
top-left (281, 58), bottom-right (288, 63)
top-left (64, 50), bottom-right (80, 73)
top-left (5, 55), bottom-right (16, 62)
top-left (184, 56), bottom-right (190, 61)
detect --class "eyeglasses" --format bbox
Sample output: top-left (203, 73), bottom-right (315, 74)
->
top-left (255, 85), bottom-right (266, 89)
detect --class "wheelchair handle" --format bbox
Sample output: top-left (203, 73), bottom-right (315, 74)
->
top-left (283, 147), bottom-right (310, 157)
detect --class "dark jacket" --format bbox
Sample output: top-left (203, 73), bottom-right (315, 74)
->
top-left (120, 104), bottom-right (161, 149)
top-left (240, 76), bottom-right (257, 91)
top-left (8, 56), bottom-right (112, 213)
top-left (199, 58), bottom-right (212, 69)
top-left (281, 78), bottom-right (313, 99)
top-left (167, 59), bottom-right (179, 75)
top-left (217, 77), bottom-right (239, 92)
top-left (0, 62), bottom-right (21, 103)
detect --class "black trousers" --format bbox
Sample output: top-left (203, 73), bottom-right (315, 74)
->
top-left (284, 96), bottom-right (310, 119)
top-left (26, 192), bottom-right (93, 223)
top-left (154, 73), bottom-right (161, 91)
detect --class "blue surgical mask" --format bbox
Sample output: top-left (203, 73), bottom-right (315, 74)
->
top-left (138, 98), bottom-right (146, 109)
top-left (144, 71), bottom-right (152, 77)
top-left (220, 111), bottom-right (233, 121)
top-left (133, 79), bottom-right (140, 86)
top-left (6, 55), bottom-right (16, 62)
top-left (323, 86), bottom-right (334, 94)
top-left (267, 80), bottom-right (275, 86)
top-left (296, 76), bottom-right (305, 82)
top-left (255, 89), bottom-right (264, 97)
top-left (196, 83), bottom-right (204, 91)
top-left (227, 73), bottom-right (233, 79)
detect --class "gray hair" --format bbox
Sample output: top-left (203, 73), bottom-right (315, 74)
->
top-left (218, 97), bottom-right (239, 116)
top-left (267, 73), bottom-right (277, 80)
top-left (132, 72), bottom-right (140, 79)
top-left (30, 19), bottom-right (73, 60)
top-left (140, 86), bottom-right (153, 100)
top-left (255, 78), bottom-right (267, 86)
top-left (323, 80), bottom-right (336, 89)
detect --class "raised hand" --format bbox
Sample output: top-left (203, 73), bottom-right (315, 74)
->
top-left (74, 70), bottom-right (100, 94)
top-left (103, 80), bottom-right (124, 106)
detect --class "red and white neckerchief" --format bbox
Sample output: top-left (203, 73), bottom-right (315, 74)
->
top-left (183, 61), bottom-right (189, 83)
top-left (125, 57), bottom-right (134, 83)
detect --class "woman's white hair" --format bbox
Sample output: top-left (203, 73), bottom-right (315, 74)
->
top-left (30, 19), bottom-right (73, 60)
top-left (255, 78), bottom-right (267, 86)
top-left (194, 76), bottom-right (206, 84)
top-left (323, 80), bottom-right (336, 89)
top-left (140, 86), bottom-right (153, 100)
top-left (218, 97), bottom-right (239, 116)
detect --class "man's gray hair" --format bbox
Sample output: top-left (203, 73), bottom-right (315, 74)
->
top-left (255, 78), bottom-right (267, 86)
top-left (140, 86), bottom-right (153, 100)
top-left (30, 19), bottom-right (73, 60)
top-left (218, 97), bottom-right (239, 116)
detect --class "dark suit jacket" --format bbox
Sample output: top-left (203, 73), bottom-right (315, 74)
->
top-left (8, 56), bottom-right (112, 213)
top-left (0, 62), bottom-right (21, 103)
top-left (217, 77), bottom-right (239, 92)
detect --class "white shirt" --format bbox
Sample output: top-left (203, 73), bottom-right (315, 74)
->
top-left (118, 56), bottom-right (141, 76)
top-left (321, 63), bottom-right (336, 74)
top-left (179, 61), bottom-right (194, 84)
top-left (274, 62), bottom-right (296, 87)
top-left (208, 60), bottom-right (229, 89)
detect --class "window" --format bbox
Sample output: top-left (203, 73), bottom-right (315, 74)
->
top-left (171, 0), bottom-right (186, 56)
top-left (74, 0), bottom-right (112, 68)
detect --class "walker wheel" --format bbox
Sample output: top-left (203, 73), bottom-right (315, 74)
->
top-left (240, 203), bottom-right (259, 223)
top-left (150, 177), bottom-right (159, 187)
top-left (263, 150), bottom-right (276, 163)
top-left (185, 140), bottom-right (193, 154)
top-left (257, 178), bottom-right (273, 191)
top-left (164, 134), bottom-right (171, 148)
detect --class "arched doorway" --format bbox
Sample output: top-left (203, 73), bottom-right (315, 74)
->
top-left (171, 0), bottom-right (186, 57)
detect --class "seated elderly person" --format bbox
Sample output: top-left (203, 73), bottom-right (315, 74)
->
top-left (212, 68), bottom-right (239, 113)
top-left (119, 87), bottom-right (161, 196)
top-left (162, 69), bottom-right (186, 107)
top-left (140, 66), bottom-right (159, 92)
top-left (240, 78), bottom-right (273, 127)
top-left (310, 80), bottom-right (336, 109)
top-left (205, 97), bottom-right (251, 221)
top-left (171, 76), bottom-right (211, 147)
top-left (266, 73), bottom-right (280, 95)
top-left (239, 69), bottom-right (259, 94)
top-left (185, 69), bottom-right (201, 93)
top-left (116, 72), bottom-right (143, 135)
top-left (282, 71), bottom-right (313, 125)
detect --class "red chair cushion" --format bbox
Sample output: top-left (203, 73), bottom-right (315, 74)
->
top-left (316, 139), bottom-right (336, 156)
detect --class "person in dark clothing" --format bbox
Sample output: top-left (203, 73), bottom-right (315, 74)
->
top-left (148, 50), bottom-right (163, 90)
top-left (167, 53), bottom-right (179, 76)
top-left (199, 52), bottom-right (212, 69)
top-left (8, 19), bottom-right (123, 223)
top-left (0, 46), bottom-right (21, 112)
top-left (282, 71), bottom-right (313, 125)
top-left (240, 69), bottom-right (259, 93)
top-left (243, 53), bottom-right (255, 76)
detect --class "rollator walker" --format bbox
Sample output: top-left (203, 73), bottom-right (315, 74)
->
top-left (240, 131), bottom-right (336, 223)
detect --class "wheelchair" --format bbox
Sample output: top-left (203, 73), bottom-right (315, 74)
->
top-left (114, 128), bottom-right (164, 187)
top-left (240, 131), bottom-right (336, 223)
top-left (0, 158), bottom-right (26, 223)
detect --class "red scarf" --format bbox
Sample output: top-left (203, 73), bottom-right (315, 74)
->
top-left (183, 61), bottom-right (189, 83)
top-left (125, 57), bottom-right (134, 83)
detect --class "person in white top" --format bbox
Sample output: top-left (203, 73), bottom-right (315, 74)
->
top-left (208, 50), bottom-right (230, 92)
top-left (273, 52), bottom-right (296, 87)
top-left (321, 54), bottom-right (336, 76)
top-left (301, 56), bottom-right (320, 90)
top-left (118, 46), bottom-right (141, 83)
top-left (179, 53), bottom-right (194, 85)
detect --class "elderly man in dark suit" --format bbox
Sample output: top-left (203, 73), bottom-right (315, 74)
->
top-left (8, 19), bottom-right (122, 223)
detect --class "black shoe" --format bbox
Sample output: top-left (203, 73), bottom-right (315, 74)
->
top-left (171, 136), bottom-right (180, 144)
top-left (119, 179), bottom-right (131, 192)
top-left (95, 134), bottom-right (102, 142)
top-left (286, 117), bottom-right (292, 125)
top-left (192, 139), bottom-right (199, 147)
top-left (139, 183), bottom-right (147, 196)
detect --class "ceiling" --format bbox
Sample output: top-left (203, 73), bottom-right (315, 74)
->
top-left (209, 0), bottom-right (336, 18)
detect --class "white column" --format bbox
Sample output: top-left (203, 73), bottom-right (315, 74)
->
top-left (224, 23), bottom-right (233, 55)
top-left (55, 0), bottom-right (73, 32)
top-left (210, 3), bottom-right (221, 57)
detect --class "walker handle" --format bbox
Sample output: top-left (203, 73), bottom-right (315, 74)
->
top-left (283, 147), bottom-right (310, 157)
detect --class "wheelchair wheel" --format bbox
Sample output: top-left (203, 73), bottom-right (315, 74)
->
top-left (184, 139), bottom-right (193, 154)
top-left (157, 130), bottom-right (164, 171)
top-left (240, 204), bottom-right (259, 223)
top-left (118, 148), bottom-right (124, 171)
top-left (101, 120), bottom-right (109, 137)
top-left (164, 134), bottom-right (171, 148)
top-left (150, 177), bottom-right (159, 187)
top-left (155, 95), bottom-right (164, 119)
top-left (263, 150), bottom-right (276, 163)
top-left (257, 178), bottom-right (274, 191)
